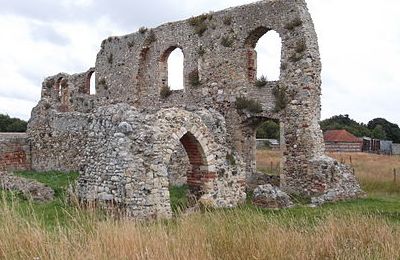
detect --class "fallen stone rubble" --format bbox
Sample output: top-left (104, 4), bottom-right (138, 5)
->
top-left (0, 171), bottom-right (54, 202)
top-left (253, 184), bottom-right (293, 209)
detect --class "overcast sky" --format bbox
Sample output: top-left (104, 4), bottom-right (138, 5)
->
top-left (0, 0), bottom-right (399, 125)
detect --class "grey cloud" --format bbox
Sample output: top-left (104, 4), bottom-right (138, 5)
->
top-left (0, 88), bottom-right (38, 102)
top-left (18, 68), bottom-right (44, 86)
top-left (0, 0), bottom-right (194, 30)
top-left (30, 23), bottom-right (70, 46)
top-left (0, 0), bottom-right (66, 22)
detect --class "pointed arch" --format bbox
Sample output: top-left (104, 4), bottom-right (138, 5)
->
top-left (245, 27), bottom-right (282, 82)
top-left (84, 68), bottom-right (96, 95)
top-left (160, 46), bottom-right (185, 91)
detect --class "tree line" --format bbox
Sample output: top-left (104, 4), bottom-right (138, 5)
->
top-left (256, 115), bottom-right (400, 143)
top-left (0, 114), bottom-right (27, 132)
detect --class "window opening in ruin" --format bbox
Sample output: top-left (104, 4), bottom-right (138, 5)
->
top-left (246, 28), bottom-right (282, 82)
top-left (254, 119), bottom-right (282, 177)
top-left (55, 77), bottom-right (63, 98)
top-left (89, 72), bottom-right (96, 95)
top-left (168, 132), bottom-right (213, 211)
top-left (57, 77), bottom-right (69, 112)
top-left (255, 30), bottom-right (281, 81)
top-left (161, 47), bottom-right (184, 91)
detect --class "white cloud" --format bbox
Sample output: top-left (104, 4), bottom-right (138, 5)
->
top-left (307, 0), bottom-right (400, 124)
top-left (60, 0), bottom-right (94, 8)
top-left (0, 13), bottom-right (125, 120)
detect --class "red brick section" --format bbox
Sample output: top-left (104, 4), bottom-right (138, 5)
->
top-left (0, 134), bottom-right (31, 171)
top-left (247, 49), bottom-right (256, 81)
top-left (180, 133), bottom-right (215, 197)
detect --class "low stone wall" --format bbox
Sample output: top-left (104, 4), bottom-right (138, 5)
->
top-left (0, 133), bottom-right (31, 172)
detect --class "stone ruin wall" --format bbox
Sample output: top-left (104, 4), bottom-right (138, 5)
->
top-left (27, 0), bottom-right (363, 219)
top-left (0, 133), bottom-right (31, 172)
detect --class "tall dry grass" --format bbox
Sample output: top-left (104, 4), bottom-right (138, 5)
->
top-left (256, 150), bottom-right (400, 195)
top-left (0, 198), bottom-right (399, 260)
top-left (1, 152), bottom-right (399, 259)
top-left (256, 149), bottom-right (282, 174)
top-left (328, 152), bottom-right (400, 195)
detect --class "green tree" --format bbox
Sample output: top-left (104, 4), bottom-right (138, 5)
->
top-left (0, 114), bottom-right (27, 132)
top-left (256, 120), bottom-right (280, 139)
top-left (320, 114), bottom-right (371, 137)
top-left (367, 118), bottom-right (400, 143)
top-left (371, 125), bottom-right (387, 140)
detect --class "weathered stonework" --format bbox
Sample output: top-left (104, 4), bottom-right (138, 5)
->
top-left (28, 0), bottom-right (363, 219)
top-left (0, 133), bottom-right (31, 172)
top-left (253, 184), bottom-right (294, 209)
top-left (0, 171), bottom-right (54, 202)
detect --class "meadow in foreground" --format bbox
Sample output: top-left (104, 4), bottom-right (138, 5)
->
top-left (0, 151), bottom-right (399, 259)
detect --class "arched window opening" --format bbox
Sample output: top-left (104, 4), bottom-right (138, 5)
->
top-left (245, 28), bottom-right (282, 83)
top-left (254, 119), bottom-right (282, 177)
top-left (167, 132), bottom-right (214, 211)
top-left (89, 72), bottom-right (96, 95)
top-left (58, 77), bottom-right (69, 112)
top-left (83, 70), bottom-right (96, 95)
top-left (55, 77), bottom-right (64, 98)
top-left (160, 46), bottom-right (184, 92)
top-left (255, 31), bottom-right (281, 81)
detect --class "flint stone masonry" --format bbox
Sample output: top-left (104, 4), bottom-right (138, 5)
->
top-left (0, 133), bottom-right (31, 172)
top-left (28, 0), bottom-right (363, 219)
top-left (168, 143), bottom-right (191, 186)
top-left (253, 184), bottom-right (293, 209)
top-left (247, 171), bottom-right (280, 191)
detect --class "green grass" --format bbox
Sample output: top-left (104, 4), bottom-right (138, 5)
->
top-left (2, 171), bottom-right (400, 229)
top-left (207, 195), bottom-right (400, 229)
top-left (359, 178), bottom-right (400, 195)
top-left (0, 171), bottom-right (85, 228)
top-left (169, 185), bottom-right (189, 213)
top-left (14, 171), bottom-right (79, 197)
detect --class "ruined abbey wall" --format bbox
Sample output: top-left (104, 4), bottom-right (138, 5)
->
top-left (0, 133), bottom-right (31, 172)
top-left (28, 0), bottom-right (363, 219)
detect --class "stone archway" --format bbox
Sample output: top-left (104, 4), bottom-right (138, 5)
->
top-left (178, 131), bottom-right (215, 199)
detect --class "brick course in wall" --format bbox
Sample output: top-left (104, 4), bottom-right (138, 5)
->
top-left (0, 133), bottom-right (31, 172)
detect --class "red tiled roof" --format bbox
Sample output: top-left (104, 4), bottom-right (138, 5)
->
top-left (323, 130), bottom-right (363, 143)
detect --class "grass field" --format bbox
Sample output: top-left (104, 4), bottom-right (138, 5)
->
top-left (0, 152), bottom-right (399, 259)
top-left (257, 150), bottom-right (400, 195)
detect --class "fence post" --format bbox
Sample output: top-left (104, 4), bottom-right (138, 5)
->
top-left (349, 155), bottom-right (352, 165)
top-left (270, 161), bottom-right (273, 172)
top-left (352, 168), bottom-right (355, 176)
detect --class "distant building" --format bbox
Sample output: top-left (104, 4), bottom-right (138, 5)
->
top-left (392, 144), bottom-right (400, 155)
top-left (363, 137), bottom-right (393, 155)
top-left (323, 130), bottom-right (363, 152)
top-left (256, 139), bottom-right (280, 150)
